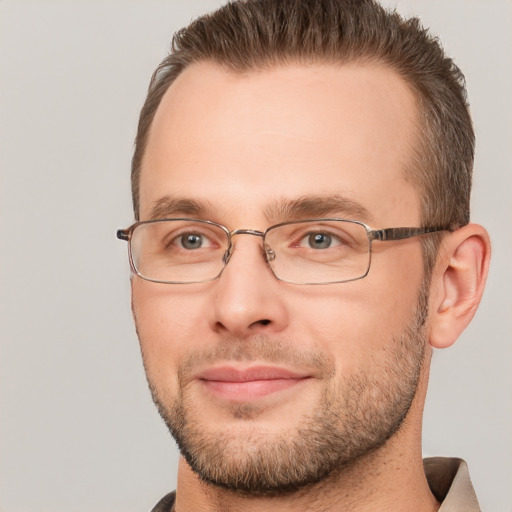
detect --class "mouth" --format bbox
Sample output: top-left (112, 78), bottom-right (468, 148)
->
top-left (195, 365), bottom-right (312, 401)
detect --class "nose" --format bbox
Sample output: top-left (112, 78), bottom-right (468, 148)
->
top-left (209, 234), bottom-right (289, 338)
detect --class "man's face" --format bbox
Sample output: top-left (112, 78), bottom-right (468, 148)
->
top-left (132, 62), bottom-right (429, 494)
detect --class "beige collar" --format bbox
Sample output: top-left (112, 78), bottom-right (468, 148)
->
top-left (424, 457), bottom-right (480, 511)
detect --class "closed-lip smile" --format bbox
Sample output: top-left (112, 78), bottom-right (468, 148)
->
top-left (195, 365), bottom-right (312, 401)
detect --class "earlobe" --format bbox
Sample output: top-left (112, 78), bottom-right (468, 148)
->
top-left (429, 224), bottom-right (491, 349)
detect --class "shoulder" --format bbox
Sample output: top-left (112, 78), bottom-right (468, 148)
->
top-left (150, 491), bottom-right (176, 512)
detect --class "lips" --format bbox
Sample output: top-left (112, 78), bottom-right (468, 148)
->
top-left (196, 366), bottom-right (311, 401)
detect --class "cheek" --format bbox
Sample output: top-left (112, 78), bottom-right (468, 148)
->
top-left (289, 292), bottom-right (378, 373)
top-left (289, 251), bottom-right (423, 370)
top-left (131, 280), bottom-right (209, 385)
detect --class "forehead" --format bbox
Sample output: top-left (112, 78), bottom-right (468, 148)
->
top-left (140, 61), bottom-right (420, 226)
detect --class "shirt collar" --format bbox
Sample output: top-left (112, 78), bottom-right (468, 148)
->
top-left (424, 457), bottom-right (481, 511)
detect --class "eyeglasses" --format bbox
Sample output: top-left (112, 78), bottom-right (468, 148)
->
top-left (117, 218), bottom-right (449, 285)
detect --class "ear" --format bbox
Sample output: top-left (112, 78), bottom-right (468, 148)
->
top-left (429, 223), bottom-right (491, 349)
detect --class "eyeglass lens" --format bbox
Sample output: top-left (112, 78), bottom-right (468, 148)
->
top-left (129, 219), bottom-right (371, 284)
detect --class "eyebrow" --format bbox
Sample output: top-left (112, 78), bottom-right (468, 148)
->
top-left (147, 194), bottom-right (372, 224)
top-left (264, 195), bottom-right (372, 223)
top-left (148, 196), bottom-right (215, 220)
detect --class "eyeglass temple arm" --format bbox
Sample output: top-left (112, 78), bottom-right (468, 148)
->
top-left (369, 226), bottom-right (451, 241)
top-left (117, 229), bottom-right (130, 241)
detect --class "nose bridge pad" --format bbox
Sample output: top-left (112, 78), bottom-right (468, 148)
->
top-left (223, 244), bottom-right (233, 265)
top-left (222, 230), bottom-right (272, 271)
top-left (264, 244), bottom-right (276, 262)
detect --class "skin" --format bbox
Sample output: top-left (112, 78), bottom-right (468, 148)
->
top-left (132, 61), bottom-right (490, 511)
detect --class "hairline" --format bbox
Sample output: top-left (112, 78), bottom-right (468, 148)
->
top-left (134, 56), bottom-right (429, 218)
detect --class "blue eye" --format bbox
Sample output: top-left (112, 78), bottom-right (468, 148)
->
top-left (307, 233), bottom-right (333, 249)
top-left (179, 233), bottom-right (204, 249)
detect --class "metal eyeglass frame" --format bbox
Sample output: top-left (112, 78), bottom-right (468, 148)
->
top-left (116, 218), bottom-right (452, 285)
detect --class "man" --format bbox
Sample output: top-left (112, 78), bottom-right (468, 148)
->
top-left (117, 0), bottom-right (491, 510)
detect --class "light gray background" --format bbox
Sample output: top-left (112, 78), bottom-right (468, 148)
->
top-left (1, 1), bottom-right (510, 511)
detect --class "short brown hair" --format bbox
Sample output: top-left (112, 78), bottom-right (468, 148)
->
top-left (131, 0), bottom-right (474, 262)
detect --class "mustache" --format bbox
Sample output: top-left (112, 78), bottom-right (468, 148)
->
top-left (177, 335), bottom-right (335, 382)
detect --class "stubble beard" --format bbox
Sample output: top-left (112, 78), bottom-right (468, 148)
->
top-left (139, 286), bottom-right (428, 497)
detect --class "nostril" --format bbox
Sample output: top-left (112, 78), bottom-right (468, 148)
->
top-left (250, 319), bottom-right (271, 328)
